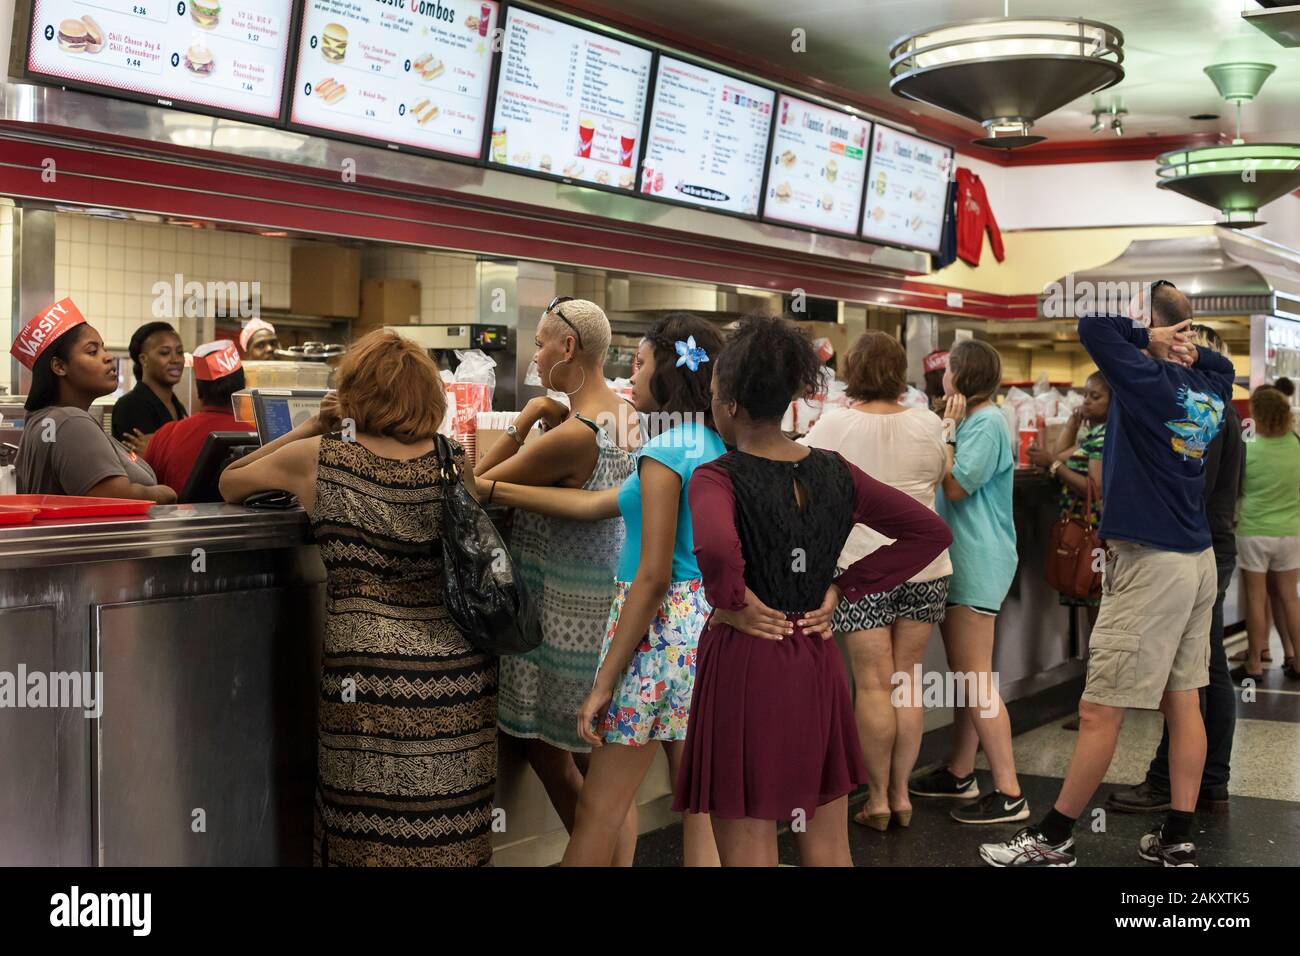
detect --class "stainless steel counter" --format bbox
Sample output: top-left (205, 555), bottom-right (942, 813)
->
top-left (0, 504), bottom-right (324, 866)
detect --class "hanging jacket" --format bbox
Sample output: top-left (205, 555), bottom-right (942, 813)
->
top-left (955, 167), bottom-right (1004, 267)
top-left (931, 177), bottom-right (959, 270)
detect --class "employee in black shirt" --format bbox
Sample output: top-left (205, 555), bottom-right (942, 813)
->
top-left (1107, 324), bottom-right (1242, 815)
top-left (112, 321), bottom-right (187, 455)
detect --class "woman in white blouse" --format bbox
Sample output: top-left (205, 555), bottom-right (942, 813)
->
top-left (803, 331), bottom-right (951, 830)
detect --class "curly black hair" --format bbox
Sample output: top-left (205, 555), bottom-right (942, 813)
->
top-left (713, 314), bottom-right (823, 422)
top-left (641, 312), bottom-right (725, 420)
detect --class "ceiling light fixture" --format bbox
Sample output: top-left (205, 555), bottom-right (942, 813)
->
top-left (1091, 99), bottom-right (1127, 136)
top-left (888, 12), bottom-right (1124, 149)
top-left (1155, 63), bottom-right (1300, 228)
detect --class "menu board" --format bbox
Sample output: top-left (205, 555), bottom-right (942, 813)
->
top-left (762, 94), bottom-right (870, 235)
top-left (490, 7), bottom-right (651, 191)
top-left (26, 0), bottom-right (293, 120)
top-left (861, 125), bottom-right (954, 253)
top-left (289, 0), bottom-right (499, 159)
top-left (642, 57), bottom-right (774, 216)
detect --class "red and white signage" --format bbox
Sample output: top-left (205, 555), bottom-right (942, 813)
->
top-left (26, 0), bottom-right (294, 120)
top-left (11, 298), bottom-right (88, 370)
top-left (192, 340), bottom-right (243, 380)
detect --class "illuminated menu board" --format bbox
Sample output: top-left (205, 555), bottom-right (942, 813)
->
top-left (642, 57), bottom-right (774, 216)
top-left (861, 125), bottom-right (954, 253)
top-left (289, 0), bottom-right (499, 159)
top-left (26, 0), bottom-right (293, 120)
top-left (490, 6), bottom-right (652, 191)
top-left (762, 94), bottom-right (870, 236)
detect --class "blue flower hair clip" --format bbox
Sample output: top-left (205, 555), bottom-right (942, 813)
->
top-left (674, 336), bottom-right (710, 373)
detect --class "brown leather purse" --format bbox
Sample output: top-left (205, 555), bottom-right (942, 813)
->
top-left (1046, 476), bottom-right (1103, 601)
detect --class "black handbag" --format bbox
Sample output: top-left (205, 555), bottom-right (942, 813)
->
top-left (434, 434), bottom-right (539, 656)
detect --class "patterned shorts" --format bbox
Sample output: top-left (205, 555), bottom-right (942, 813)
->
top-left (833, 575), bottom-right (950, 633)
top-left (596, 579), bottom-right (710, 746)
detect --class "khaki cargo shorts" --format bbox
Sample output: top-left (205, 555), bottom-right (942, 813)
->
top-left (1081, 540), bottom-right (1217, 710)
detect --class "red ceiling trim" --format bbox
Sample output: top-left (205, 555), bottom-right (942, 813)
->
top-left (0, 129), bottom-right (1041, 319)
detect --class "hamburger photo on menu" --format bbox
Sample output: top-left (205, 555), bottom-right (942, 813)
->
top-left (321, 23), bottom-right (348, 63)
top-left (57, 16), bottom-right (104, 55)
top-left (185, 44), bottom-right (215, 77)
top-left (191, 0), bottom-right (221, 29)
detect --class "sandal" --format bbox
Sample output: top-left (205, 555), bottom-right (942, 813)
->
top-left (853, 809), bottom-right (891, 831)
top-left (1229, 648), bottom-right (1272, 663)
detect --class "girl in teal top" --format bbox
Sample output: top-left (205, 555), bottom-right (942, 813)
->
top-left (489, 313), bottom-right (725, 867)
top-left (916, 338), bottom-right (1027, 826)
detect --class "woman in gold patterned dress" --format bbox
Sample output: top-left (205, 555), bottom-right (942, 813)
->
top-left (221, 330), bottom-right (497, 866)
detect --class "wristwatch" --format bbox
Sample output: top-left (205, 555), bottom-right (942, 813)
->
top-left (1049, 460), bottom-right (1063, 477)
top-left (505, 423), bottom-right (525, 445)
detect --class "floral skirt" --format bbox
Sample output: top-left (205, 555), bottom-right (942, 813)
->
top-left (596, 579), bottom-right (710, 746)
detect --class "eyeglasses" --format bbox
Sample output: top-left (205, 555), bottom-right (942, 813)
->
top-left (544, 295), bottom-right (583, 352)
top-left (1150, 279), bottom-right (1177, 292)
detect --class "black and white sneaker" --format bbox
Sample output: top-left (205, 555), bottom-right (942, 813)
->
top-left (952, 789), bottom-right (1030, 825)
top-left (1138, 825), bottom-right (1198, 867)
top-left (980, 827), bottom-right (1076, 867)
top-left (909, 766), bottom-right (980, 799)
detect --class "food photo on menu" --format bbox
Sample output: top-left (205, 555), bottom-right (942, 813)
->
top-left (490, 7), bottom-right (650, 190)
top-left (763, 94), bottom-right (868, 234)
top-left (28, 0), bottom-right (293, 120)
top-left (288, 1), bottom-right (497, 159)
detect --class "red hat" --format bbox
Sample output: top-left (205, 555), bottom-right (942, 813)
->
top-left (192, 340), bottom-right (242, 381)
top-left (10, 298), bottom-right (87, 370)
top-left (923, 350), bottom-right (949, 374)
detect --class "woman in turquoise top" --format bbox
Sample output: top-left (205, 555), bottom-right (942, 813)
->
top-left (911, 339), bottom-right (1026, 827)
top-left (487, 313), bottom-right (725, 867)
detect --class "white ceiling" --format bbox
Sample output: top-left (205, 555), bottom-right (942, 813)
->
top-left (605, 0), bottom-right (1300, 146)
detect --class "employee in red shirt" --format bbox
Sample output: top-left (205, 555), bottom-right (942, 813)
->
top-left (145, 340), bottom-right (245, 493)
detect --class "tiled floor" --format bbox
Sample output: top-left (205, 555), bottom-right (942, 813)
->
top-left (500, 632), bottom-right (1300, 867)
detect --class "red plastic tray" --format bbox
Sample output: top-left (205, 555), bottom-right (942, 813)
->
top-left (0, 505), bottom-right (40, 526)
top-left (0, 494), bottom-right (156, 519)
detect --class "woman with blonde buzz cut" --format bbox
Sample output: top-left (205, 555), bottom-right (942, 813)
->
top-left (475, 297), bottom-right (642, 863)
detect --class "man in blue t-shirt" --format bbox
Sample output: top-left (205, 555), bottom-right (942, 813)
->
top-left (981, 282), bottom-right (1235, 868)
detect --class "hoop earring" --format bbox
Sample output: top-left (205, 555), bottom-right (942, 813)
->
top-left (546, 361), bottom-right (586, 397)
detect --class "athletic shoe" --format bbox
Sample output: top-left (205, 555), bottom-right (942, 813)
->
top-left (909, 766), bottom-right (979, 799)
top-left (952, 789), bottom-right (1030, 825)
top-left (979, 827), bottom-right (1076, 867)
top-left (1106, 781), bottom-right (1172, 813)
top-left (1138, 824), bottom-right (1197, 866)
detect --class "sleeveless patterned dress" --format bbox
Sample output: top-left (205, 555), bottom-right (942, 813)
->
top-left (498, 414), bottom-right (635, 751)
top-left (310, 434), bottom-right (498, 866)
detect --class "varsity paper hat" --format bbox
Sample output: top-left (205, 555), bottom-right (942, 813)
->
top-left (923, 350), bottom-right (949, 374)
top-left (192, 340), bottom-right (243, 381)
top-left (238, 318), bottom-right (276, 353)
top-left (10, 298), bottom-right (88, 370)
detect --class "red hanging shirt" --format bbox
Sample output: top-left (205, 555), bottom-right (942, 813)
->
top-left (955, 167), bottom-right (1005, 267)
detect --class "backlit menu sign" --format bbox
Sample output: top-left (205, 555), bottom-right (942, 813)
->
top-left (762, 94), bottom-right (870, 236)
top-left (490, 6), bottom-right (651, 190)
top-left (642, 57), bottom-right (774, 216)
top-left (289, 0), bottom-right (499, 159)
top-left (26, 0), bottom-right (293, 120)
top-left (861, 125), bottom-right (954, 253)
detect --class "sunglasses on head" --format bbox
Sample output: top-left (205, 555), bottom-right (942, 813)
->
top-left (545, 295), bottom-right (583, 352)
top-left (1150, 279), bottom-right (1177, 292)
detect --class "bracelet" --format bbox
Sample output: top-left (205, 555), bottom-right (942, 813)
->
top-left (487, 480), bottom-right (497, 504)
top-left (1049, 460), bottom-right (1062, 478)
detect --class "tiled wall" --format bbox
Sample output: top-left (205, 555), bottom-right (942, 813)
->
top-left (0, 203), bottom-right (12, 392)
top-left (361, 247), bottom-right (478, 324)
top-left (55, 215), bottom-right (292, 350)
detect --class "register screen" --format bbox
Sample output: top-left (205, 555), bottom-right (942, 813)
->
top-left (259, 398), bottom-right (321, 443)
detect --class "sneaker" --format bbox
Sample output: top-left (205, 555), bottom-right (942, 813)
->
top-left (979, 827), bottom-right (1076, 867)
top-left (909, 766), bottom-right (980, 799)
top-left (952, 789), bottom-right (1030, 825)
top-left (1106, 781), bottom-right (1172, 814)
top-left (1138, 824), bottom-right (1197, 867)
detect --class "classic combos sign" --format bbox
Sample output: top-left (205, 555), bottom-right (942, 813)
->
top-left (26, 0), bottom-right (294, 120)
top-left (762, 93), bottom-right (869, 236)
top-left (861, 125), bottom-right (953, 254)
top-left (289, 0), bottom-right (499, 158)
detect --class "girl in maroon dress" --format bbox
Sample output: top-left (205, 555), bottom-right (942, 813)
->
top-left (673, 316), bottom-right (952, 866)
